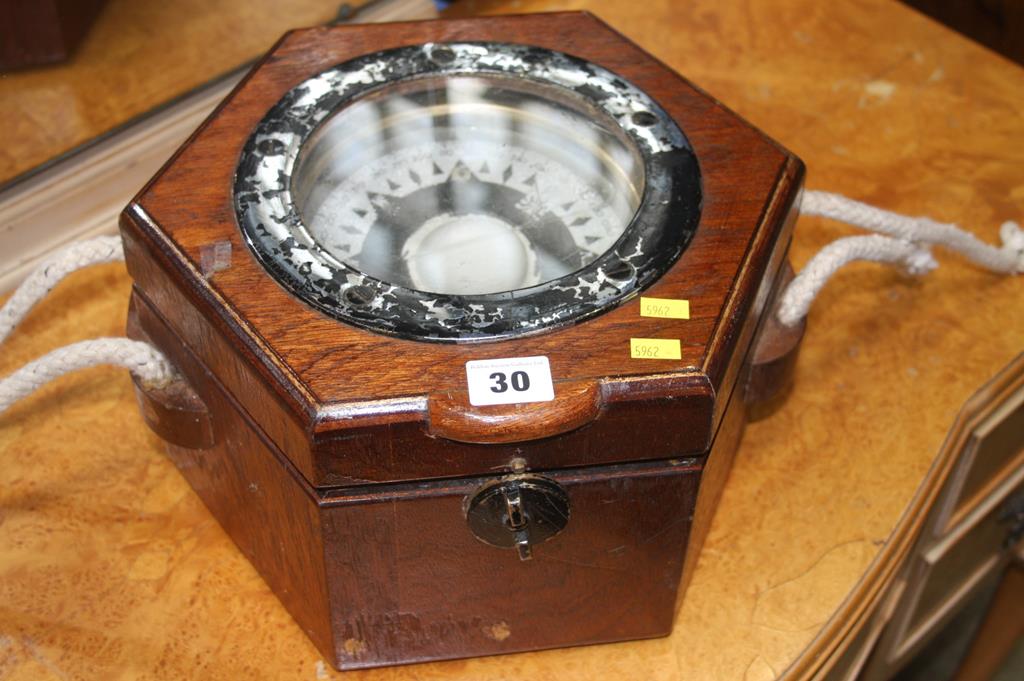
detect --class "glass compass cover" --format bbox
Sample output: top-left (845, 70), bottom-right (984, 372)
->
top-left (234, 42), bottom-right (701, 341)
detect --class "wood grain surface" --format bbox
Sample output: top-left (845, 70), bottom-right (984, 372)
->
top-left (2, 0), bottom-right (1023, 679)
top-left (119, 13), bottom-right (798, 665)
top-left (0, 0), bottom-right (107, 70)
top-left (0, 0), bottom-right (363, 187)
top-left (122, 11), bottom-right (800, 487)
top-left (125, 283), bottom-right (708, 668)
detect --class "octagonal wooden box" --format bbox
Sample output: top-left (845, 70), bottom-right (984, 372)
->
top-left (120, 12), bottom-right (804, 670)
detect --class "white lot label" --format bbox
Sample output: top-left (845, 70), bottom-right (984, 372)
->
top-left (465, 356), bottom-right (555, 406)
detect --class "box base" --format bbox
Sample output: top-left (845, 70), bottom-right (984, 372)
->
top-left (130, 291), bottom-right (707, 669)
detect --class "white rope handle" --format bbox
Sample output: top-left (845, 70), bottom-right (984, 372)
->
top-left (802, 191), bottom-right (1024, 274)
top-left (779, 191), bottom-right (1022, 326)
top-left (0, 339), bottom-right (174, 413)
top-left (0, 235), bottom-right (174, 415)
top-left (0, 235), bottom-right (124, 345)
top-left (777, 235), bottom-right (937, 327)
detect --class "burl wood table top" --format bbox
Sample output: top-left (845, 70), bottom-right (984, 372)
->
top-left (1, 0), bottom-right (1022, 679)
top-left (0, 0), bottom-right (365, 188)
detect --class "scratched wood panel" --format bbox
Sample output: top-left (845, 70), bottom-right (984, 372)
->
top-left (1, 0), bottom-right (1023, 679)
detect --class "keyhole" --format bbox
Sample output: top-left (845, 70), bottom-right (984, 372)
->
top-left (465, 476), bottom-right (571, 562)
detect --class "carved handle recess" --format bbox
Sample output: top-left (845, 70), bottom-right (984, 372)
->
top-left (428, 380), bottom-right (602, 444)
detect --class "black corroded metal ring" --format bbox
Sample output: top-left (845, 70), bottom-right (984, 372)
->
top-left (234, 42), bottom-right (701, 342)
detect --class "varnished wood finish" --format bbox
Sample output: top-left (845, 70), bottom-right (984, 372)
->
top-left (5, 0), bottom-right (1024, 679)
top-left (320, 461), bottom-right (701, 668)
top-left (0, 0), bottom-right (369, 186)
top-left (678, 376), bottom-right (747, 605)
top-left (902, 0), bottom-right (1024, 67)
top-left (128, 286), bottom-right (706, 668)
top-left (127, 304), bottom-right (215, 450)
top-left (850, 355), bottom-right (1024, 680)
top-left (951, 561), bottom-right (1024, 681)
top-left (122, 12), bottom-right (803, 487)
top-left (745, 262), bottom-right (806, 407)
top-left (118, 12), bottom-right (801, 667)
top-left (128, 288), bottom-right (337, 659)
top-left (0, 0), bottom-right (106, 70)
top-left (427, 380), bottom-right (602, 444)
top-left (817, 353), bottom-right (1024, 681)
top-left (129, 374), bottom-right (215, 451)
top-left (126, 214), bottom-right (719, 487)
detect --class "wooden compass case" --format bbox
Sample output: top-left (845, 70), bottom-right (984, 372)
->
top-left (120, 13), bottom-right (804, 669)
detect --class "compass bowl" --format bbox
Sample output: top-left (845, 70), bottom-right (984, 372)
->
top-left (234, 43), bottom-right (700, 341)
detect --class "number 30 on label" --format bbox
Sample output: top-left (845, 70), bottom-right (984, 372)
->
top-left (488, 370), bottom-right (531, 394)
top-left (466, 356), bottom-right (555, 406)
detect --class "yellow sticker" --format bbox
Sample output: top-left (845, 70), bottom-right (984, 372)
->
top-left (640, 297), bottom-right (690, 319)
top-left (630, 338), bottom-right (682, 360)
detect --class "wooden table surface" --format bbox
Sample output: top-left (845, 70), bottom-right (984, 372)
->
top-left (1, 0), bottom-right (1022, 679)
top-left (0, 0), bottom-right (360, 187)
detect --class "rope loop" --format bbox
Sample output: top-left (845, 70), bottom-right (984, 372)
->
top-left (0, 338), bottom-right (175, 413)
top-left (779, 191), bottom-right (1020, 326)
top-left (0, 235), bottom-right (124, 345)
top-left (0, 235), bottom-right (175, 414)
